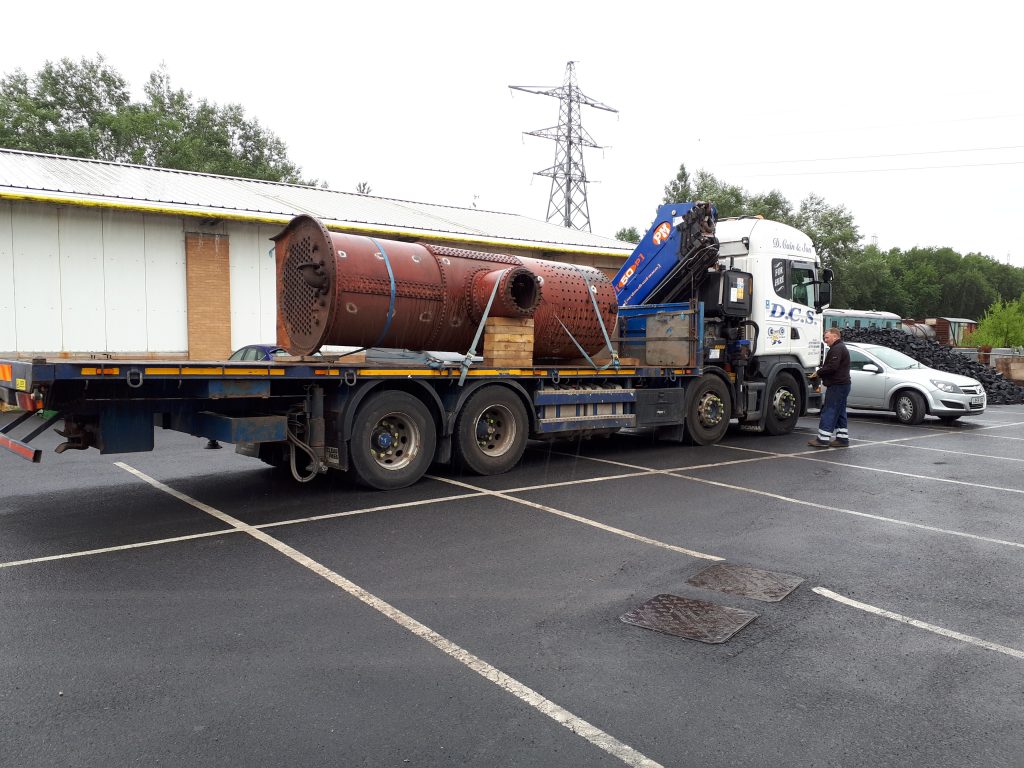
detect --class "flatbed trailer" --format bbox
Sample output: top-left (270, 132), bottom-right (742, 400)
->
top-left (2, 203), bottom-right (832, 489)
top-left (1, 317), bottom-right (736, 490)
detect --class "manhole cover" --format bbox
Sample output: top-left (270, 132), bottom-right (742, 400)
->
top-left (620, 594), bottom-right (758, 644)
top-left (687, 564), bottom-right (803, 603)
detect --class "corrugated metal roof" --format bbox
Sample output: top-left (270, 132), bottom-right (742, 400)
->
top-left (0, 149), bottom-right (634, 258)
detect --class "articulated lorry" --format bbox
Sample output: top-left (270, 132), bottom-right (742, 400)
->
top-left (0, 203), bottom-right (832, 490)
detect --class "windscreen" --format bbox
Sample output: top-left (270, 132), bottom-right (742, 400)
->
top-left (869, 346), bottom-right (921, 370)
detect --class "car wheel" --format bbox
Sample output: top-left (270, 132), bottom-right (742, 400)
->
top-left (893, 390), bottom-right (926, 425)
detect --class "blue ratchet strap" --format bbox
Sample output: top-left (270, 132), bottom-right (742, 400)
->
top-left (458, 268), bottom-right (509, 386)
top-left (558, 267), bottom-right (619, 371)
top-left (338, 237), bottom-right (397, 358)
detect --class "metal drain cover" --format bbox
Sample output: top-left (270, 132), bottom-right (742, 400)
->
top-left (687, 564), bottom-right (804, 603)
top-left (620, 594), bottom-right (758, 644)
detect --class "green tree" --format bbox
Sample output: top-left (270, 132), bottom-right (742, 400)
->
top-left (890, 251), bottom-right (942, 318)
top-left (790, 193), bottom-right (861, 271)
top-left (743, 189), bottom-right (794, 224)
top-left (662, 163), bottom-right (693, 204)
top-left (836, 245), bottom-right (908, 313)
top-left (1, 56), bottom-right (313, 184)
top-left (614, 226), bottom-right (641, 243)
top-left (691, 170), bottom-right (745, 217)
top-left (0, 55), bottom-right (129, 158)
top-left (941, 258), bottom-right (997, 320)
top-left (964, 298), bottom-right (1024, 347)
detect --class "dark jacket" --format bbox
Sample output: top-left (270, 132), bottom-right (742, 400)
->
top-left (818, 339), bottom-right (851, 386)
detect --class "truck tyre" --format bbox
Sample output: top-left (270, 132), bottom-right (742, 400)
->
top-left (453, 386), bottom-right (529, 475)
top-left (893, 390), bottom-right (926, 425)
top-left (350, 391), bottom-right (436, 490)
top-left (685, 374), bottom-right (731, 445)
top-left (764, 372), bottom-right (801, 435)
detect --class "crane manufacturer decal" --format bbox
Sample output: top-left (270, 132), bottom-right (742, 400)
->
top-left (651, 221), bottom-right (672, 245)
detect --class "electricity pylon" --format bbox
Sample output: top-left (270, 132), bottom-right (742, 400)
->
top-left (510, 61), bottom-right (617, 232)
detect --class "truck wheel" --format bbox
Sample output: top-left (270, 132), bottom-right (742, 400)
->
top-left (764, 372), bottom-right (801, 435)
top-left (453, 386), bottom-right (529, 475)
top-left (350, 391), bottom-right (436, 490)
top-left (685, 374), bottom-right (731, 445)
top-left (893, 390), bottom-right (926, 425)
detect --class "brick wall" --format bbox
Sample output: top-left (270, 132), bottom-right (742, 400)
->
top-left (185, 232), bottom-right (231, 360)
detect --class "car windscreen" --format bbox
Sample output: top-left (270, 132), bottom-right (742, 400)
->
top-left (869, 346), bottom-right (921, 370)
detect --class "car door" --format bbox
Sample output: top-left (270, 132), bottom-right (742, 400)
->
top-left (848, 348), bottom-right (886, 408)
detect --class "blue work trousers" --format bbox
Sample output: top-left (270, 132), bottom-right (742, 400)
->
top-left (817, 383), bottom-right (850, 443)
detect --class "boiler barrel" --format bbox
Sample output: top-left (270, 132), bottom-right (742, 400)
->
top-left (274, 215), bottom-right (618, 360)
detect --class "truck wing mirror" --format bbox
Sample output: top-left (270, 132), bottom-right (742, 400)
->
top-left (815, 281), bottom-right (832, 310)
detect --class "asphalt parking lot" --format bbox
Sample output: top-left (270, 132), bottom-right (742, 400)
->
top-left (2, 406), bottom-right (1023, 768)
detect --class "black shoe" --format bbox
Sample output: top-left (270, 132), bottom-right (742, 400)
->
top-left (807, 439), bottom-right (832, 448)
top-left (830, 440), bottom-right (850, 447)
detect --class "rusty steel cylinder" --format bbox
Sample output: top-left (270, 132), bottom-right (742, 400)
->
top-left (274, 215), bottom-right (618, 360)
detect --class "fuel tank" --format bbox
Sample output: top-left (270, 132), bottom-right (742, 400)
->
top-left (274, 215), bottom-right (618, 360)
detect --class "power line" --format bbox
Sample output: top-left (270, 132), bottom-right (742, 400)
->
top-left (736, 111), bottom-right (1024, 141)
top-left (719, 144), bottom-right (1024, 168)
top-left (741, 159), bottom-right (1024, 178)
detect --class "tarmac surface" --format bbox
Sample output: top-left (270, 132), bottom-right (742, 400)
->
top-left (2, 406), bottom-right (1023, 768)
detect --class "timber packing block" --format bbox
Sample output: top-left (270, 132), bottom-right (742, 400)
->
top-left (620, 594), bottom-right (759, 644)
top-left (687, 563), bottom-right (804, 603)
top-left (483, 317), bottom-right (534, 368)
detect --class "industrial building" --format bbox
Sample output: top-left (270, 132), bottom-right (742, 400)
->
top-left (0, 149), bottom-right (632, 359)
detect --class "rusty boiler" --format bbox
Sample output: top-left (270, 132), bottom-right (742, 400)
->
top-left (274, 215), bottom-right (618, 361)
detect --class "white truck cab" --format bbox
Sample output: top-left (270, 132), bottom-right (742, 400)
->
top-left (715, 217), bottom-right (828, 370)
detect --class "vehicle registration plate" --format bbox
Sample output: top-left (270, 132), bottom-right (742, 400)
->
top-left (970, 396), bottom-right (984, 406)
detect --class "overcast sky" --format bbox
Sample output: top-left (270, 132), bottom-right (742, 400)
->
top-left (4, 1), bottom-right (1022, 267)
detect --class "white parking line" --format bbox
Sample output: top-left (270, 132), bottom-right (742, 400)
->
top-left (0, 491), bottom-right (488, 569)
top-left (562, 452), bottom-right (1024, 551)
top-left (797, 455), bottom-right (1024, 494)
top-left (845, 441), bottom-right (1024, 463)
top-left (115, 462), bottom-right (663, 768)
top-left (428, 475), bottom-right (723, 561)
top-left (0, 528), bottom-right (243, 569)
top-left (813, 587), bottom-right (1024, 660)
top-left (958, 432), bottom-right (1024, 442)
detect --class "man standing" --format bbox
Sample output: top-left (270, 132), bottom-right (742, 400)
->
top-left (808, 327), bottom-right (851, 448)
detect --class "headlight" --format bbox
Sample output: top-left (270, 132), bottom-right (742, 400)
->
top-left (930, 379), bottom-right (962, 394)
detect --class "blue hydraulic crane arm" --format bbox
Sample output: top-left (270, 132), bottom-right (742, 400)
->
top-left (613, 202), bottom-right (720, 307)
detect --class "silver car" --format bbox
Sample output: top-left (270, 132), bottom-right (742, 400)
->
top-left (846, 342), bottom-right (987, 424)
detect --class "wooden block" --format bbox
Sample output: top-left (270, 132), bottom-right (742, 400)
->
top-left (483, 357), bottom-right (534, 368)
top-left (483, 341), bottom-right (532, 352)
top-left (484, 338), bottom-right (534, 346)
top-left (484, 317), bottom-right (535, 328)
top-left (483, 330), bottom-right (534, 340)
top-left (314, 351), bottom-right (366, 364)
top-left (483, 314), bottom-right (534, 368)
